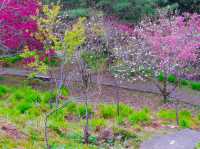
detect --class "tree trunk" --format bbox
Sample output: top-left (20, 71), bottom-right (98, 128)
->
top-left (83, 91), bottom-right (89, 144)
top-left (163, 75), bottom-right (168, 103)
top-left (175, 100), bottom-right (179, 126)
top-left (114, 79), bottom-right (120, 117)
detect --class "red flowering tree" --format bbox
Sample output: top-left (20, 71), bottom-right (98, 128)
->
top-left (0, 0), bottom-right (42, 52)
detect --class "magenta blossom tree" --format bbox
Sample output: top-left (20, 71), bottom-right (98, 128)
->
top-left (135, 13), bottom-right (200, 102)
top-left (105, 13), bottom-right (200, 102)
top-left (0, 0), bottom-right (42, 52)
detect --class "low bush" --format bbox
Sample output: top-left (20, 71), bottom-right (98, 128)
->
top-left (157, 72), bottom-right (164, 81)
top-left (119, 103), bottom-right (134, 117)
top-left (179, 118), bottom-right (191, 128)
top-left (99, 104), bottom-right (116, 119)
top-left (158, 109), bottom-right (176, 120)
top-left (78, 104), bottom-right (93, 118)
top-left (0, 85), bottom-right (8, 97)
top-left (128, 108), bottom-right (150, 125)
top-left (90, 119), bottom-right (106, 130)
top-left (66, 102), bottom-right (78, 114)
top-left (167, 74), bottom-right (177, 83)
top-left (180, 79), bottom-right (189, 86)
top-left (17, 102), bottom-right (32, 114)
top-left (191, 82), bottom-right (200, 91)
top-left (179, 110), bottom-right (192, 119)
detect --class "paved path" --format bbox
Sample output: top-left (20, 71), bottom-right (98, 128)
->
top-left (1, 68), bottom-right (200, 105)
top-left (140, 129), bottom-right (200, 149)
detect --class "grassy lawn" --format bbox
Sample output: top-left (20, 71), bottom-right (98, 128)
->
top-left (0, 82), bottom-right (200, 148)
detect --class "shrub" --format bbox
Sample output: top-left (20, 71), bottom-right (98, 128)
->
top-left (78, 104), bottom-right (93, 118)
top-left (179, 110), bottom-right (192, 119)
top-left (167, 74), bottom-right (177, 83)
top-left (0, 76), bottom-right (4, 81)
top-left (99, 104), bottom-right (116, 119)
top-left (180, 79), bottom-right (189, 86)
top-left (179, 118), bottom-right (191, 128)
top-left (17, 102), bottom-right (32, 113)
top-left (119, 103), bottom-right (134, 117)
top-left (157, 72), bottom-right (164, 81)
top-left (90, 119), bottom-right (106, 130)
top-left (66, 102), bottom-right (78, 114)
top-left (0, 85), bottom-right (8, 97)
top-left (191, 82), bottom-right (200, 91)
top-left (158, 109), bottom-right (176, 120)
top-left (42, 91), bottom-right (56, 103)
top-left (128, 108), bottom-right (150, 125)
top-left (24, 88), bottom-right (41, 103)
top-left (13, 87), bottom-right (41, 102)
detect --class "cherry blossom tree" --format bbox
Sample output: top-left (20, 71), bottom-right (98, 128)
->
top-left (104, 13), bottom-right (200, 103)
top-left (136, 13), bottom-right (200, 102)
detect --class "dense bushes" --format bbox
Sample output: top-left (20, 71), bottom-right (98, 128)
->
top-left (158, 109), bottom-right (195, 128)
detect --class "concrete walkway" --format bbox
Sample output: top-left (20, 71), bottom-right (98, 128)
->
top-left (140, 129), bottom-right (200, 149)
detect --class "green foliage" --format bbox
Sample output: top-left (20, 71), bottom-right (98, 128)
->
top-left (196, 142), bottom-right (200, 149)
top-left (0, 85), bottom-right (8, 97)
top-left (179, 118), bottom-right (191, 128)
top-left (158, 109), bottom-right (193, 128)
top-left (155, 0), bottom-right (200, 13)
top-left (78, 104), bottom-right (93, 117)
top-left (81, 51), bottom-right (108, 71)
top-left (0, 76), bottom-right (4, 81)
top-left (179, 110), bottom-right (192, 128)
top-left (90, 118), bottom-right (106, 129)
top-left (67, 8), bottom-right (89, 18)
top-left (180, 79), bottom-right (189, 86)
top-left (66, 102), bottom-right (78, 114)
top-left (99, 104), bottom-right (116, 119)
top-left (158, 109), bottom-right (176, 120)
top-left (128, 108), bottom-right (150, 125)
top-left (0, 55), bottom-right (22, 64)
top-left (179, 110), bottom-right (192, 119)
top-left (64, 17), bottom-right (86, 60)
top-left (119, 103), bottom-right (134, 117)
top-left (157, 72), bottom-right (164, 81)
top-left (167, 74), bottom-right (177, 83)
top-left (17, 101), bottom-right (33, 114)
top-left (191, 82), bottom-right (200, 91)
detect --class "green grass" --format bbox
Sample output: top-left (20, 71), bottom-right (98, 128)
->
top-left (0, 84), bottom-right (199, 148)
